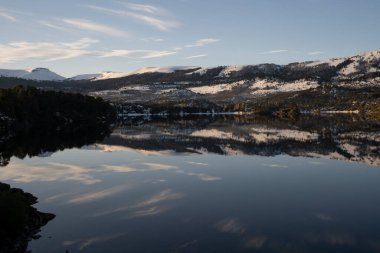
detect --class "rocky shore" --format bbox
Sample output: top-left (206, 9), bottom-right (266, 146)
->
top-left (0, 182), bottom-right (55, 253)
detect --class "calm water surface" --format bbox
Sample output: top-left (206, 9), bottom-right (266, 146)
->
top-left (1, 116), bottom-right (380, 253)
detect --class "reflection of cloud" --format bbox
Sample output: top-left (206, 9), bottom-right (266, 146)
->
top-left (63, 234), bottom-right (123, 250)
top-left (102, 162), bottom-right (178, 173)
top-left (262, 163), bottom-right (288, 168)
top-left (186, 161), bottom-right (208, 166)
top-left (216, 218), bottom-right (246, 234)
top-left (176, 170), bottom-right (221, 181)
top-left (309, 161), bottom-right (323, 165)
top-left (92, 189), bottom-right (183, 218)
top-left (315, 213), bottom-right (334, 221)
top-left (243, 236), bottom-right (267, 249)
top-left (186, 172), bottom-right (221, 181)
top-left (1, 162), bottom-right (100, 184)
top-left (129, 205), bottom-right (170, 218)
top-left (67, 185), bottom-right (129, 204)
top-left (134, 189), bottom-right (183, 208)
top-left (306, 231), bottom-right (356, 245)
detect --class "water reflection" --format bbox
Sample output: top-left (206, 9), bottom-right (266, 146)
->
top-left (1, 116), bottom-right (380, 253)
top-left (0, 123), bottom-right (111, 167)
top-left (100, 116), bottom-right (380, 166)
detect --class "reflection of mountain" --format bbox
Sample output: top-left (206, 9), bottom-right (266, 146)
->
top-left (100, 116), bottom-right (380, 166)
top-left (0, 182), bottom-right (55, 253)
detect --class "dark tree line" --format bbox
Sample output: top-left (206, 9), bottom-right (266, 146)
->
top-left (0, 85), bottom-right (116, 128)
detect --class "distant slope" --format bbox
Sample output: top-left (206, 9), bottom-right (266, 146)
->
top-left (0, 68), bottom-right (65, 81)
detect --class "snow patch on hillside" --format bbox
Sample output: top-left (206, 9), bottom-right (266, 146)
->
top-left (306, 58), bottom-right (346, 67)
top-left (250, 79), bottom-right (319, 96)
top-left (218, 65), bottom-right (244, 77)
top-left (188, 80), bottom-right (246, 94)
top-left (129, 66), bottom-right (198, 75)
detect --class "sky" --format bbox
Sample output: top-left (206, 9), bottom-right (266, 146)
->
top-left (0, 0), bottom-right (379, 77)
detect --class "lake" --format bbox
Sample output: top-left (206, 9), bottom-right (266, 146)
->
top-left (1, 116), bottom-right (380, 253)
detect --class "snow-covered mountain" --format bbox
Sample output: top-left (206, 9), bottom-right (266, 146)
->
top-left (1, 50), bottom-right (378, 83)
top-left (69, 66), bottom-right (198, 81)
top-left (0, 68), bottom-right (65, 81)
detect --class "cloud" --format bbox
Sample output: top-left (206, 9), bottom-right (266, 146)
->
top-left (185, 54), bottom-right (207, 59)
top-left (100, 50), bottom-right (176, 59)
top-left (39, 20), bottom-right (73, 32)
top-left (62, 18), bottom-right (128, 37)
top-left (141, 37), bottom-right (165, 42)
top-left (0, 38), bottom-right (98, 63)
top-left (127, 12), bottom-right (180, 31)
top-left (185, 38), bottom-right (220, 48)
top-left (0, 7), bottom-right (33, 22)
top-left (308, 51), bottom-right (325, 55)
top-left (259, 49), bottom-right (288, 54)
top-left (125, 3), bottom-right (162, 14)
top-left (85, 4), bottom-right (180, 31)
top-left (0, 10), bottom-right (17, 22)
top-left (0, 38), bottom-right (177, 63)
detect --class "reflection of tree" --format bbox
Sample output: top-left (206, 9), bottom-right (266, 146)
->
top-left (0, 85), bottom-right (115, 166)
top-left (0, 124), bottom-right (111, 167)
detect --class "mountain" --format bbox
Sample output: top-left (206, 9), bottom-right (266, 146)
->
top-left (0, 68), bottom-right (65, 81)
top-left (69, 66), bottom-right (198, 81)
top-left (0, 50), bottom-right (379, 115)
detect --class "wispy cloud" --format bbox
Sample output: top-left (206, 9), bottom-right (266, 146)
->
top-left (0, 38), bottom-right (177, 63)
top-left (127, 12), bottom-right (180, 31)
top-left (39, 20), bottom-right (73, 32)
top-left (185, 38), bottom-right (220, 48)
top-left (85, 4), bottom-right (180, 31)
top-left (100, 49), bottom-right (176, 59)
top-left (259, 49), bottom-right (289, 54)
top-left (62, 18), bottom-right (128, 37)
top-left (125, 3), bottom-right (162, 14)
top-left (0, 10), bottom-right (17, 22)
top-left (308, 51), bottom-right (325, 55)
top-left (185, 54), bottom-right (207, 59)
top-left (0, 7), bottom-right (33, 22)
top-left (141, 37), bottom-right (165, 42)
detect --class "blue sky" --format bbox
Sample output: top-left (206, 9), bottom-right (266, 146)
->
top-left (0, 0), bottom-right (379, 77)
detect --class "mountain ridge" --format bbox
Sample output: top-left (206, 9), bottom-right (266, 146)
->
top-left (1, 50), bottom-right (378, 82)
